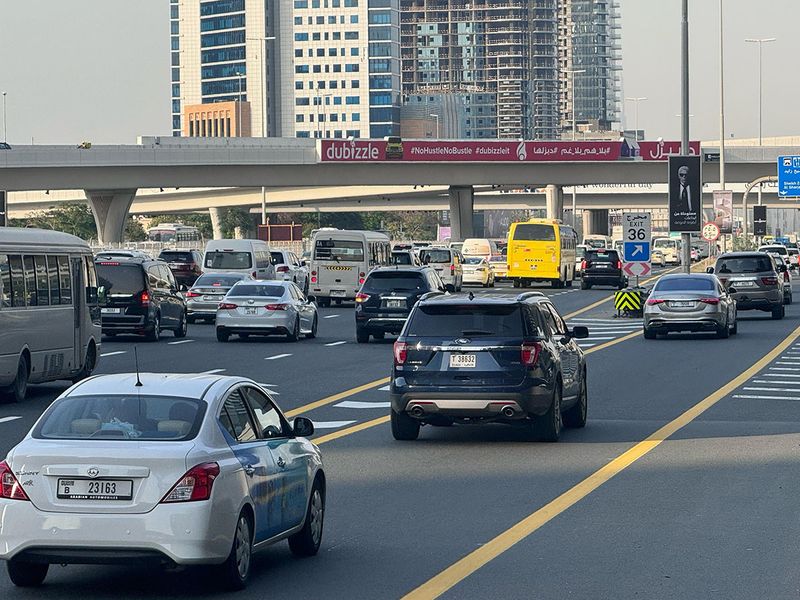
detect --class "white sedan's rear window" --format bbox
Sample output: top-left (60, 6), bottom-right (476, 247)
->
top-left (33, 395), bottom-right (206, 441)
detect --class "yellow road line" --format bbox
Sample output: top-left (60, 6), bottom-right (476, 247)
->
top-left (284, 377), bottom-right (389, 418)
top-left (584, 330), bottom-right (641, 355)
top-left (401, 322), bottom-right (800, 600)
top-left (315, 415), bottom-right (390, 445)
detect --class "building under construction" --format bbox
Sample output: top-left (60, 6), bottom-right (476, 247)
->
top-left (400, 0), bottom-right (560, 140)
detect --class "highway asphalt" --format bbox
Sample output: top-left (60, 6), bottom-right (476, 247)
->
top-left (3, 268), bottom-right (800, 599)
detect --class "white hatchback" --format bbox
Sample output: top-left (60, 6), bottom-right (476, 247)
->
top-left (0, 373), bottom-right (325, 590)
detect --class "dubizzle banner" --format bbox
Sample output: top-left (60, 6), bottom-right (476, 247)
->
top-left (320, 140), bottom-right (623, 162)
top-left (637, 140), bottom-right (701, 161)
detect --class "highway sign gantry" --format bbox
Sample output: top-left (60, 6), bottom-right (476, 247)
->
top-left (778, 156), bottom-right (800, 197)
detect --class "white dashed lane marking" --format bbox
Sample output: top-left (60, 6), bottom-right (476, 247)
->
top-left (312, 420), bottom-right (357, 429)
top-left (265, 354), bottom-right (292, 360)
top-left (0, 416), bottom-right (22, 424)
top-left (323, 315), bottom-right (340, 319)
top-left (335, 400), bottom-right (392, 409)
top-left (100, 351), bottom-right (127, 357)
top-left (325, 341), bottom-right (348, 347)
top-left (201, 369), bottom-right (226, 374)
top-left (168, 340), bottom-right (195, 345)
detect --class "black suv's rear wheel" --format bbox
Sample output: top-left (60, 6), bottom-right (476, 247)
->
top-left (173, 311), bottom-right (188, 338)
top-left (356, 327), bottom-right (370, 343)
top-left (146, 314), bottom-right (161, 342)
top-left (7, 559), bottom-right (48, 587)
top-left (772, 305), bottom-right (785, 320)
top-left (531, 382), bottom-right (562, 442)
top-left (562, 372), bottom-right (587, 428)
top-left (391, 408), bottom-right (420, 440)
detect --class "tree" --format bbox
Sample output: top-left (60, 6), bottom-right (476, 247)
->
top-left (219, 207), bottom-right (255, 238)
top-left (11, 202), bottom-right (97, 240)
top-left (125, 218), bottom-right (147, 242)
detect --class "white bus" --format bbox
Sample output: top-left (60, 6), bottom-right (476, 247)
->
top-left (309, 229), bottom-right (391, 306)
top-left (146, 223), bottom-right (202, 244)
top-left (0, 228), bottom-right (102, 401)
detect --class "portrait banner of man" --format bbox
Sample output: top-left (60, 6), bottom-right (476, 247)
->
top-left (668, 155), bottom-right (702, 232)
top-left (712, 189), bottom-right (733, 234)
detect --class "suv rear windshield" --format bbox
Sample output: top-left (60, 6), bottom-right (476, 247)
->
top-left (205, 251), bottom-right (252, 270)
top-left (717, 256), bottom-right (772, 274)
top-left (586, 250), bottom-right (619, 262)
top-left (96, 263), bottom-right (146, 294)
top-left (33, 395), bottom-right (206, 441)
top-left (406, 304), bottom-right (525, 337)
top-left (419, 249), bottom-right (451, 264)
top-left (159, 251), bottom-right (194, 263)
top-left (194, 274), bottom-right (244, 287)
top-left (363, 272), bottom-right (426, 292)
top-left (513, 224), bottom-right (556, 241)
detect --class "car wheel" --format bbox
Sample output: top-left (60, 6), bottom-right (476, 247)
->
top-left (216, 328), bottom-right (230, 343)
top-left (356, 327), bottom-right (370, 343)
top-left (483, 280), bottom-right (490, 288)
top-left (6, 559), bottom-right (48, 587)
top-left (2, 355), bottom-right (29, 403)
top-left (220, 511), bottom-right (253, 590)
top-left (288, 478), bottom-right (325, 557)
top-left (71, 343), bottom-right (96, 384)
top-left (391, 408), bottom-right (420, 441)
top-left (318, 297), bottom-right (331, 308)
top-left (373, 331), bottom-right (385, 340)
top-left (173, 311), bottom-right (188, 338)
top-left (513, 279), bottom-right (520, 288)
top-left (731, 317), bottom-right (738, 335)
top-left (565, 278), bottom-right (573, 288)
top-left (562, 371), bottom-right (587, 428)
top-left (531, 381), bottom-right (562, 442)
top-left (716, 318), bottom-right (730, 338)
top-left (772, 305), bottom-right (785, 320)
top-left (306, 315), bottom-right (318, 339)
top-left (643, 326), bottom-right (657, 340)
top-left (187, 315), bottom-right (196, 324)
top-left (287, 318), bottom-right (300, 342)
top-left (618, 280), bottom-right (626, 290)
top-left (145, 314), bottom-right (161, 342)
top-left (303, 278), bottom-right (310, 295)
top-left (787, 292), bottom-right (794, 306)
top-left (580, 280), bottom-right (590, 290)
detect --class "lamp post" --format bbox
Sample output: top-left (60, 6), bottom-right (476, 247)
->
top-left (680, 0), bottom-right (691, 274)
top-left (247, 36), bottom-right (276, 227)
top-left (565, 69), bottom-right (585, 230)
top-left (744, 37), bottom-right (776, 146)
top-left (235, 72), bottom-right (245, 137)
top-left (429, 113), bottom-right (440, 138)
top-left (625, 97), bottom-right (647, 141)
top-left (1, 92), bottom-right (6, 143)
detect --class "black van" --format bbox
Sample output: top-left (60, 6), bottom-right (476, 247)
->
top-left (95, 257), bottom-right (188, 341)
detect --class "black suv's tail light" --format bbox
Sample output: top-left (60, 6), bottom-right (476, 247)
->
top-left (140, 291), bottom-right (151, 306)
top-left (521, 342), bottom-right (541, 366)
top-left (393, 341), bottom-right (408, 365)
top-left (762, 276), bottom-right (778, 286)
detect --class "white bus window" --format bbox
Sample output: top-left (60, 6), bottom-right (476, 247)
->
top-left (23, 255), bottom-right (38, 307)
top-left (57, 256), bottom-right (72, 304)
top-left (314, 239), bottom-right (364, 261)
top-left (0, 255), bottom-right (10, 308)
top-left (34, 255), bottom-right (50, 307)
top-left (8, 255), bottom-right (25, 307)
top-left (84, 257), bottom-right (99, 305)
top-left (47, 256), bottom-right (61, 305)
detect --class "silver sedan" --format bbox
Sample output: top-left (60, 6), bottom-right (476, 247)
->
top-left (216, 281), bottom-right (318, 342)
top-left (643, 273), bottom-right (737, 339)
top-left (186, 272), bottom-right (253, 323)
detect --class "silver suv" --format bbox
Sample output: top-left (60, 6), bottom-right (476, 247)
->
top-left (708, 252), bottom-right (785, 319)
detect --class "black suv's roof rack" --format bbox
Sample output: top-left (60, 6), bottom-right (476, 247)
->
top-left (515, 291), bottom-right (546, 302)
top-left (419, 291), bottom-right (446, 301)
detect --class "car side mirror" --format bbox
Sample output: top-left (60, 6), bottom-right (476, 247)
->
top-left (570, 326), bottom-right (590, 339)
top-left (179, 284), bottom-right (188, 292)
top-left (293, 417), bottom-right (314, 438)
top-left (97, 286), bottom-right (108, 306)
top-left (307, 295), bottom-right (317, 303)
top-left (444, 283), bottom-right (455, 293)
top-left (706, 267), bottom-right (714, 274)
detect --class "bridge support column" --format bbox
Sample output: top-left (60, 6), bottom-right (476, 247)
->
top-left (84, 189), bottom-right (137, 244)
top-left (544, 185), bottom-right (563, 220)
top-left (209, 207), bottom-right (223, 239)
top-left (449, 185), bottom-right (474, 241)
top-left (582, 209), bottom-right (610, 239)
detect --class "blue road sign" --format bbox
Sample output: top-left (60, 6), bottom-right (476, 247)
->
top-left (778, 156), bottom-right (800, 197)
top-left (624, 241), bottom-right (650, 262)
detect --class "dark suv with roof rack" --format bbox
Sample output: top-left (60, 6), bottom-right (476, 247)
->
top-left (355, 267), bottom-right (454, 343)
top-left (389, 292), bottom-right (590, 441)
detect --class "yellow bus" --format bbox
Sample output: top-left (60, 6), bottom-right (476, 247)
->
top-left (506, 219), bottom-right (578, 288)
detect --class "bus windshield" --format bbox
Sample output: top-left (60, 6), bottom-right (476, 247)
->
top-left (512, 224), bottom-right (556, 241)
top-left (314, 240), bottom-right (364, 262)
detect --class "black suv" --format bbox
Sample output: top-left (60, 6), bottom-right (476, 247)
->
top-left (355, 267), bottom-right (454, 343)
top-left (389, 292), bottom-right (589, 441)
top-left (158, 249), bottom-right (203, 287)
top-left (580, 248), bottom-right (627, 290)
top-left (95, 257), bottom-right (188, 341)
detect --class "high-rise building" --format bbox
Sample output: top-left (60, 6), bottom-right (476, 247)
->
top-left (558, 0), bottom-right (622, 136)
top-left (171, 0), bottom-right (401, 139)
top-left (400, 0), bottom-right (560, 140)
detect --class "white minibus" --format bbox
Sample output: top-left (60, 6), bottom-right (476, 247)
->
top-left (202, 239), bottom-right (276, 280)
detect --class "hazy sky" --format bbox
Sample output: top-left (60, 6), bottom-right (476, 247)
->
top-left (0, 0), bottom-right (796, 145)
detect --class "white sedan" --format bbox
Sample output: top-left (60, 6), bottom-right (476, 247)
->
top-left (462, 256), bottom-right (495, 287)
top-left (0, 373), bottom-right (325, 590)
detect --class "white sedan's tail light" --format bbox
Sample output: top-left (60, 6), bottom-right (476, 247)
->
top-left (0, 460), bottom-right (29, 501)
top-left (160, 462), bottom-right (220, 503)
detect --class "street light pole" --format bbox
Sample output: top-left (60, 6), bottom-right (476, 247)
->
top-left (236, 72), bottom-right (244, 137)
top-left (625, 97), bottom-right (647, 141)
top-left (745, 37), bottom-right (776, 146)
top-left (565, 69), bottom-right (585, 230)
top-left (1, 92), bottom-right (6, 143)
top-left (719, 0), bottom-right (727, 252)
top-left (247, 36), bottom-right (276, 227)
top-left (429, 113), bottom-right (439, 138)
top-left (680, 0), bottom-right (691, 274)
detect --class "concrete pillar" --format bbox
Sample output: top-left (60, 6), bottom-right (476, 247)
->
top-left (582, 209), bottom-right (610, 239)
top-left (544, 184), bottom-right (563, 220)
top-left (84, 189), bottom-right (137, 244)
top-left (449, 185), bottom-right (474, 241)
top-left (209, 207), bottom-right (223, 239)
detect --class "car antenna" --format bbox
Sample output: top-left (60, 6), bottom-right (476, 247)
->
top-left (134, 347), bottom-right (143, 387)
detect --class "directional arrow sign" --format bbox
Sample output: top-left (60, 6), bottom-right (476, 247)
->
top-left (623, 262), bottom-right (651, 277)
top-left (623, 212), bottom-right (652, 263)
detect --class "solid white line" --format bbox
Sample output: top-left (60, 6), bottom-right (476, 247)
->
top-left (323, 315), bottom-right (340, 319)
top-left (768, 367), bottom-right (800, 371)
top-left (583, 336), bottom-right (616, 341)
top-left (335, 400), bottom-right (392, 409)
top-left (311, 420), bottom-right (357, 430)
top-left (744, 387), bottom-right (800, 393)
top-left (0, 416), bottom-right (22, 424)
top-left (202, 368), bottom-right (226, 374)
top-left (168, 339), bottom-right (195, 345)
top-left (379, 384), bottom-right (390, 391)
top-left (100, 351), bottom-right (127, 357)
top-left (265, 353), bottom-right (292, 360)
top-left (774, 363), bottom-right (800, 367)
top-left (325, 341), bottom-right (347, 347)
top-left (733, 395), bottom-right (800, 400)
top-left (759, 373), bottom-right (800, 378)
